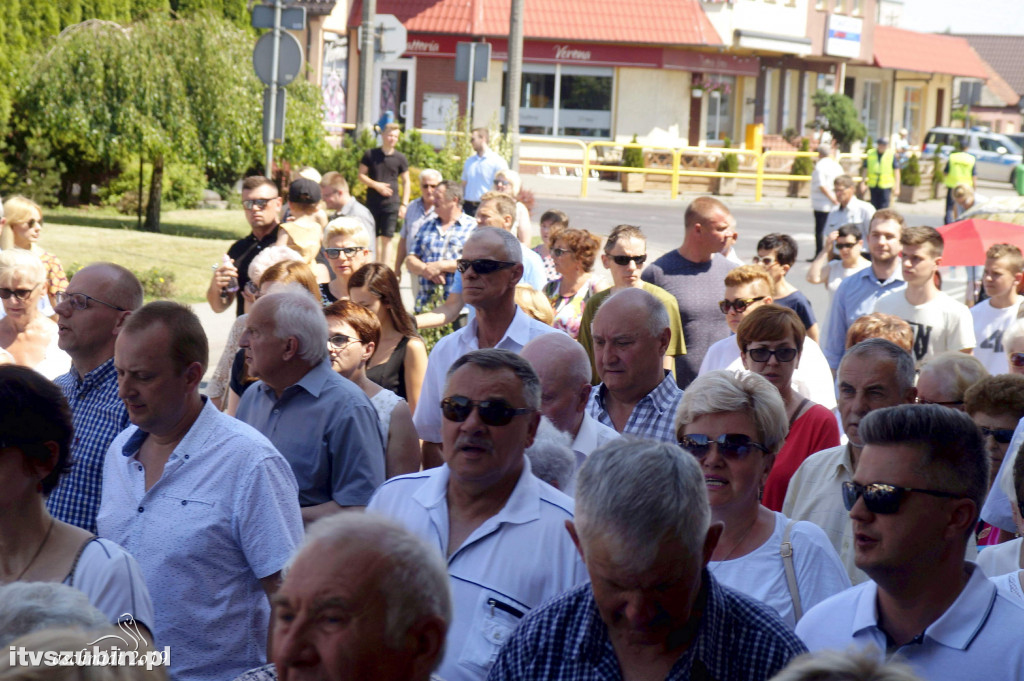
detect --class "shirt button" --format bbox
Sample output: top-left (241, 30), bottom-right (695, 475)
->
top-left (181, 500), bottom-right (187, 506)
top-left (137, 465), bottom-right (143, 471)
top-left (138, 506), bottom-right (144, 513)
top-left (273, 409), bottom-right (280, 414)
top-left (184, 454), bottom-right (190, 460)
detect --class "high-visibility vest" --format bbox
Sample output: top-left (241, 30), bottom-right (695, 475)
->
top-left (866, 148), bottom-right (896, 188)
top-left (945, 151), bottom-right (976, 189)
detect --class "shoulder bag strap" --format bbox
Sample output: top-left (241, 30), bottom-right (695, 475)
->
top-left (781, 519), bottom-right (803, 623)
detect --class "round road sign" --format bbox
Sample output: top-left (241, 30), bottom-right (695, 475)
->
top-left (253, 31), bottom-right (303, 87)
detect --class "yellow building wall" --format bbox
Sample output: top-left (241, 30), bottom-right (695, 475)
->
top-left (471, 60), bottom-right (505, 129)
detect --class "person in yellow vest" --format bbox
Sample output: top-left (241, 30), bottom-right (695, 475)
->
top-left (944, 137), bottom-right (977, 224)
top-left (863, 137), bottom-right (900, 210)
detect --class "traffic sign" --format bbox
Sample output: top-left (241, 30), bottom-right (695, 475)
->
top-left (455, 42), bottom-right (490, 83)
top-left (252, 5), bottom-right (306, 30)
top-left (252, 31), bottom-right (303, 87)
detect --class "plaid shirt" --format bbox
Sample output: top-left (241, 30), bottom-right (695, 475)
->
top-left (587, 372), bottom-right (683, 443)
top-left (487, 574), bottom-right (807, 681)
top-left (408, 212), bottom-right (477, 312)
top-left (47, 358), bottom-right (129, 533)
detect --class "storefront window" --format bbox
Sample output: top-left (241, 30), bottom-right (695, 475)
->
top-left (862, 80), bottom-right (881, 138)
top-left (704, 75), bottom-right (735, 142)
top-left (903, 86), bottom-right (922, 141)
top-left (502, 65), bottom-right (613, 138)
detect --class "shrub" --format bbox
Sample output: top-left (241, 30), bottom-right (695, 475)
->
top-left (622, 135), bottom-right (643, 168)
top-left (902, 154), bottom-right (921, 187)
top-left (65, 263), bottom-right (175, 299)
top-left (101, 159), bottom-right (206, 213)
top-left (717, 138), bottom-right (738, 174)
top-left (791, 138), bottom-right (814, 177)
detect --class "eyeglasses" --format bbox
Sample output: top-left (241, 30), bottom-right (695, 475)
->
top-left (15, 218), bottom-right (43, 229)
top-left (916, 397), bottom-right (964, 408)
top-left (752, 256), bottom-right (777, 266)
top-left (493, 179), bottom-right (512, 187)
top-left (1011, 353), bottom-right (1024, 368)
top-left (718, 296), bottom-right (766, 313)
top-left (980, 426), bottom-right (1015, 444)
top-left (836, 242), bottom-right (859, 250)
top-left (455, 259), bottom-right (517, 275)
top-left (54, 290), bottom-right (126, 311)
top-left (841, 481), bottom-right (962, 515)
top-left (242, 198), bottom-right (275, 210)
top-left (551, 248), bottom-right (571, 258)
top-left (609, 254), bottom-right (647, 267)
top-left (244, 281), bottom-right (260, 297)
top-left (328, 333), bottom-right (361, 350)
top-left (441, 395), bottom-right (533, 427)
top-left (0, 285), bottom-right (40, 302)
top-left (324, 246), bottom-right (366, 260)
top-left (746, 347), bottom-right (799, 363)
top-left (678, 433), bottom-right (769, 460)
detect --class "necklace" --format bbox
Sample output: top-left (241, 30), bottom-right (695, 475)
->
top-left (712, 514), bottom-right (759, 566)
top-left (12, 518), bottom-right (55, 582)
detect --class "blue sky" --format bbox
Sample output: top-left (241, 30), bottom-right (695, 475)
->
top-left (901, 0), bottom-right (1024, 34)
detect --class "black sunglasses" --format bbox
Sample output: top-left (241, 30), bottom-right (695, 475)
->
top-left (610, 254), bottom-right (647, 267)
top-left (747, 347), bottom-right (799, 363)
top-left (324, 246), bottom-right (366, 260)
top-left (678, 433), bottom-right (769, 460)
top-left (328, 333), bottom-right (360, 350)
top-left (551, 248), bottom-right (571, 258)
top-left (0, 285), bottom-right (39, 302)
top-left (441, 395), bottom-right (533, 427)
top-left (841, 481), bottom-right (962, 515)
top-left (455, 259), bottom-right (517, 275)
top-left (242, 198), bottom-right (275, 210)
top-left (718, 296), bottom-right (765, 313)
top-left (836, 242), bottom-right (859, 250)
top-left (980, 426), bottom-right (1015, 444)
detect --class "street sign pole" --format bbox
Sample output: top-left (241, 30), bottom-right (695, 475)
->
top-left (505, 0), bottom-right (524, 170)
top-left (466, 43), bottom-right (476, 125)
top-left (357, 0), bottom-right (377, 132)
top-left (265, 0), bottom-right (283, 177)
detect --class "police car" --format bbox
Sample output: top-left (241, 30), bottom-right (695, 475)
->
top-left (922, 126), bottom-right (1023, 184)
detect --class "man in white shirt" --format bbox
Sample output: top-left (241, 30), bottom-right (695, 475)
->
top-left (520, 333), bottom-right (619, 468)
top-left (796, 404), bottom-right (1024, 680)
top-left (369, 349), bottom-right (587, 681)
top-left (971, 243), bottom-right (1024, 375)
top-left (782, 339), bottom-right (917, 584)
top-left (821, 175), bottom-right (874, 249)
top-left (810, 143), bottom-right (843, 256)
top-left (413, 228), bottom-right (561, 468)
top-left (873, 226), bottom-right (975, 365)
top-left (99, 302), bottom-right (303, 681)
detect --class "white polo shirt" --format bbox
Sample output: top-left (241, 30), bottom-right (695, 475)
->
top-left (367, 459), bottom-right (588, 681)
top-left (796, 564), bottom-right (1024, 680)
top-left (412, 306), bottom-right (563, 443)
top-left (98, 398), bottom-right (304, 681)
top-left (570, 411), bottom-right (621, 468)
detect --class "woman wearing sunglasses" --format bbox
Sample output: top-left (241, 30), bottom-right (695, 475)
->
top-left (736, 305), bottom-right (839, 511)
top-left (675, 370), bottom-right (849, 627)
top-left (320, 218), bottom-right (372, 303)
top-left (542, 228), bottom-right (607, 339)
top-left (323, 300), bottom-right (419, 478)
top-left (1, 196), bottom-right (68, 311)
top-left (0, 249), bottom-right (70, 379)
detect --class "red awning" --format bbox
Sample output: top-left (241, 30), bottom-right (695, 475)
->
top-left (873, 26), bottom-right (989, 79)
top-left (347, 0), bottom-right (722, 47)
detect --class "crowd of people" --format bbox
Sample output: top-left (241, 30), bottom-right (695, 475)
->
top-left (2, 125), bottom-right (1024, 681)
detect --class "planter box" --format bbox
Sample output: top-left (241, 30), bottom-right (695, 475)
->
top-left (898, 185), bottom-right (928, 204)
top-left (621, 171), bottom-right (645, 193)
top-left (787, 180), bottom-right (810, 198)
top-left (713, 177), bottom-right (737, 196)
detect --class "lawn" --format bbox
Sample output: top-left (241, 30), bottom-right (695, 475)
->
top-left (43, 207), bottom-right (252, 302)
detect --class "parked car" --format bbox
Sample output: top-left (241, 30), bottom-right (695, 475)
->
top-left (922, 126), bottom-right (1023, 184)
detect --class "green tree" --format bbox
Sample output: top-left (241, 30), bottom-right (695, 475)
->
top-left (810, 90), bottom-right (866, 151)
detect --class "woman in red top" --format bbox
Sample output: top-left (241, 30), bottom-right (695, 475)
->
top-left (737, 305), bottom-right (839, 511)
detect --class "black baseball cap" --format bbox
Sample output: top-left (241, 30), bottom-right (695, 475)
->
top-left (288, 178), bottom-right (322, 204)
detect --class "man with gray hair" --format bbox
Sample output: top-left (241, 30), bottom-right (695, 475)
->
top-left (396, 168), bottom-right (442, 286)
top-left (586, 287), bottom-right (682, 442)
top-left (370, 348), bottom-right (586, 681)
top-left (520, 332), bottom-right (619, 467)
top-left (489, 439), bottom-right (807, 681)
top-left (413, 227), bottom-right (561, 468)
top-left (236, 288), bottom-right (385, 521)
top-left (797, 405), bottom-right (1024, 679)
top-left (272, 513), bottom-right (451, 681)
top-left (0, 583), bottom-right (109, 648)
top-left (783, 338), bottom-right (918, 583)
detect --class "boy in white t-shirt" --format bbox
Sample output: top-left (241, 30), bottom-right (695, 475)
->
top-left (971, 244), bottom-right (1024, 375)
top-left (873, 225), bottom-right (976, 365)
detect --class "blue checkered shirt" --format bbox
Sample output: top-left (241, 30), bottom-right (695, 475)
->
top-left (47, 359), bottom-right (129, 533)
top-left (487, 573), bottom-right (807, 681)
top-left (587, 372), bottom-right (683, 444)
top-left (408, 212), bottom-right (477, 312)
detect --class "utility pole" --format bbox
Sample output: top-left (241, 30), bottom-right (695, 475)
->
top-left (357, 0), bottom-right (377, 132)
top-left (504, 0), bottom-right (524, 170)
top-left (265, 0), bottom-right (283, 176)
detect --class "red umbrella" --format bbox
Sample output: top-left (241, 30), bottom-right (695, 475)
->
top-left (936, 219), bottom-right (1024, 266)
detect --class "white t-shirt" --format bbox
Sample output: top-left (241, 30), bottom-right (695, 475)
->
top-left (64, 537), bottom-right (155, 630)
top-left (811, 157), bottom-right (844, 212)
top-left (873, 291), bottom-right (976, 365)
top-left (977, 538), bottom-right (1022, 577)
top-left (825, 259), bottom-right (871, 303)
top-left (971, 298), bottom-right (1024, 375)
top-left (708, 512), bottom-right (850, 628)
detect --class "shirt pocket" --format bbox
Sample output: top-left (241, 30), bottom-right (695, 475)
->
top-left (457, 590), bottom-right (526, 676)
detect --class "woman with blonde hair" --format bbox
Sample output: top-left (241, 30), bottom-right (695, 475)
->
top-left (320, 217), bottom-right (373, 303)
top-left (2, 196), bottom-right (68, 310)
top-left (0, 250), bottom-right (69, 378)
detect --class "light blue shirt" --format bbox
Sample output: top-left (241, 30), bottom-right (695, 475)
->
top-left (822, 266), bottom-right (906, 369)
top-left (981, 415), bottom-right (1024, 533)
top-left (461, 150), bottom-right (508, 202)
top-left (796, 564), bottom-right (1024, 681)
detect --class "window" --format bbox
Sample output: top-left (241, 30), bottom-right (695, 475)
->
top-left (851, 0), bottom-right (863, 14)
top-left (815, 0), bottom-right (826, 8)
top-left (862, 80), bottom-right (882, 138)
top-left (502, 64), bottom-right (613, 138)
top-left (834, 0), bottom-right (845, 12)
top-left (902, 86), bottom-right (922, 140)
top-left (704, 75), bottom-right (736, 142)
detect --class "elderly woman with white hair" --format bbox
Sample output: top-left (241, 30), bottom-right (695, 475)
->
top-left (321, 217), bottom-right (373, 303)
top-left (492, 168), bottom-right (532, 246)
top-left (675, 370), bottom-right (849, 627)
top-left (0, 249), bottom-right (69, 378)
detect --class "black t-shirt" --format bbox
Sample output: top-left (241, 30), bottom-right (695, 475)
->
top-left (227, 225), bottom-right (280, 316)
top-left (360, 148), bottom-right (408, 208)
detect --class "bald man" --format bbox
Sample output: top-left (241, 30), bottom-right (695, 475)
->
top-left (521, 334), bottom-right (620, 467)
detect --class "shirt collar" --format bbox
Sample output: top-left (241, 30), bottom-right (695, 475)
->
top-left (572, 413), bottom-right (600, 456)
top-left (258, 358), bottom-right (335, 400)
top-left (411, 458), bottom-right (543, 528)
top-left (120, 396), bottom-right (216, 461)
top-left (461, 306), bottom-right (535, 352)
top-left (855, 263), bottom-right (904, 287)
top-left (594, 371), bottom-right (680, 414)
top-left (71, 357), bottom-right (117, 389)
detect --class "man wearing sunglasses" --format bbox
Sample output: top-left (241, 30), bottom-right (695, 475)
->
top-left (577, 224), bottom-right (685, 384)
top-left (369, 349), bottom-right (586, 681)
top-left (796, 405), bottom-right (1024, 679)
top-left (208, 176), bottom-right (283, 317)
top-left (413, 228), bottom-right (560, 469)
top-left (783, 339), bottom-right (917, 584)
